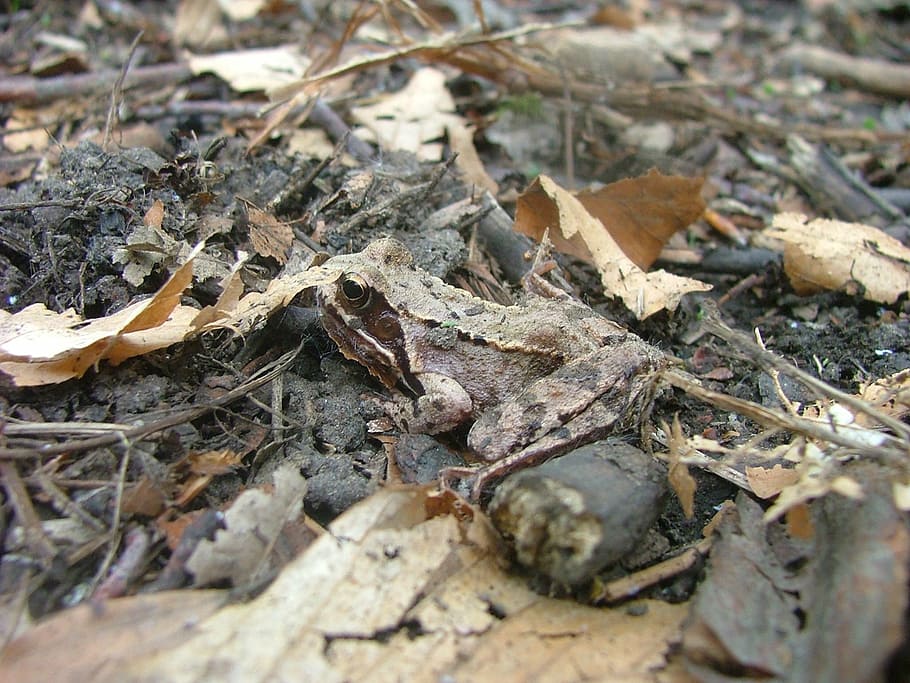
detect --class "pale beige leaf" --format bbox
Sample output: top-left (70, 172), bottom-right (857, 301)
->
top-left (446, 120), bottom-right (498, 194)
top-left (174, 0), bottom-right (226, 49)
top-left (216, 0), bottom-right (265, 21)
top-left (187, 46), bottom-right (311, 93)
top-left (3, 488), bottom-right (689, 683)
top-left (186, 465), bottom-right (307, 586)
top-left (352, 67), bottom-right (462, 161)
top-left (758, 213), bottom-right (910, 304)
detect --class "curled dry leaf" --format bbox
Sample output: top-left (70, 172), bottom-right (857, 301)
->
top-left (515, 174), bottom-right (711, 319)
top-left (192, 264), bottom-right (343, 336)
top-left (0, 244), bottom-right (204, 386)
top-left (757, 212), bottom-right (910, 304)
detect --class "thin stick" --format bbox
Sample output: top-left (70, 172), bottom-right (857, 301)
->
top-left (103, 31), bottom-right (144, 151)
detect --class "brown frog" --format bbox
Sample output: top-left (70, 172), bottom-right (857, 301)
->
top-left (316, 238), bottom-right (664, 497)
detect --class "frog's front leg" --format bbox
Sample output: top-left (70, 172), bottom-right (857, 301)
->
top-left (390, 372), bottom-right (473, 435)
top-left (467, 336), bottom-right (664, 462)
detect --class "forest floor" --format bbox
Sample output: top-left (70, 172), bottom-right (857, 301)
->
top-left (1, 1), bottom-right (909, 681)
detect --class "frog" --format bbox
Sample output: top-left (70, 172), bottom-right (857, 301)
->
top-left (315, 237), bottom-right (664, 498)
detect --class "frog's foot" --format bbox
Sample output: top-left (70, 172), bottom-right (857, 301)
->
top-left (437, 465), bottom-right (479, 499)
top-left (439, 460), bottom-right (532, 502)
top-left (389, 372), bottom-right (473, 435)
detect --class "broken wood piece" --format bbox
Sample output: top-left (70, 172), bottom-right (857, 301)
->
top-left (487, 440), bottom-right (666, 586)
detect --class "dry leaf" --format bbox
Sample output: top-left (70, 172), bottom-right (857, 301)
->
top-left (194, 264), bottom-right (343, 335)
top-left (575, 169), bottom-right (706, 270)
top-left (174, 0), bottom-right (226, 49)
top-left (112, 222), bottom-right (191, 287)
top-left (0, 245), bottom-right (204, 386)
top-left (217, 0), bottom-right (265, 21)
top-left (2, 108), bottom-right (52, 152)
top-left (187, 46), bottom-right (311, 93)
top-left (191, 252), bottom-right (248, 328)
top-left (446, 120), bottom-right (498, 194)
top-left (143, 199), bottom-right (165, 229)
top-left (516, 175), bottom-right (711, 319)
top-left (3, 488), bottom-right (690, 683)
top-left (247, 207), bottom-right (293, 264)
top-left (352, 67), bottom-right (474, 165)
top-left (664, 416), bottom-right (697, 518)
top-left (745, 464), bottom-right (800, 499)
top-left (0, 591), bottom-right (227, 683)
top-left (757, 213), bottom-right (910, 304)
top-left (186, 464), bottom-right (307, 586)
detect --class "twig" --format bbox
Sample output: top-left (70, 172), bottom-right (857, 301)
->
top-left (700, 302), bottom-right (910, 441)
top-left (0, 63), bottom-right (192, 105)
top-left (0, 461), bottom-right (57, 564)
top-left (103, 31), bottom-right (144, 151)
top-left (0, 343), bottom-right (303, 460)
top-left (593, 537), bottom-right (713, 604)
top-left (93, 526), bottom-right (150, 600)
top-left (662, 369), bottom-right (908, 461)
top-left (89, 440), bottom-right (131, 596)
top-left (778, 45), bottom-right (910, 99)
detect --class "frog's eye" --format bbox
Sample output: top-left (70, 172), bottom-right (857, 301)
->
top-left (340, 274), bottom-right (371, 309)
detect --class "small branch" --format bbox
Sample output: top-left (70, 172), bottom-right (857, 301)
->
top-left (0, 63), bottom-right (192, 105)
top-left (778, 45), bottom-right (910, 99)
top-left (0, 343), bottom-right (303, 460)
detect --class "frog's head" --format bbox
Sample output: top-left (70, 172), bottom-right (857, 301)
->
top-left (315, 239), bottom-right (418, 392)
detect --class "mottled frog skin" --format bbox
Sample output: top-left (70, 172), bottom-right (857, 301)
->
top-left (316, 238), bottom-right (663, 464)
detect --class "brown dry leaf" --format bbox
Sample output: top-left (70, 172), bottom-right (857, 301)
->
top-left (3, 487), bottom-right (689, 683)
top-left (186, 464), bottom-right (307, 586)
top-left (515, 175), bottom-right (711, 319)
top-left (187, 46), bottom-right (310, 93)
top-left (745, 464), bottom-right (800, 499)
top-left (0, 245), bottom-right (204, 386)
top-left (0, 590), bottom-right (228, 683)
top-left (188, 449), bottom-right (243, 476)
top-left (247, 207), bottom-right (293, 264)
top-left (685, 478), bottom-right (908, 682)
top-left (143, 199), bottom-right (165, 229)
top-left (757, 212), bottom-right (910, 304)
top-left (120, 476), bottom-right (168, 517)
top-left (575, 169), bottom-right (706, 270)
top-left (664, 416), bottom-right (697, 518)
